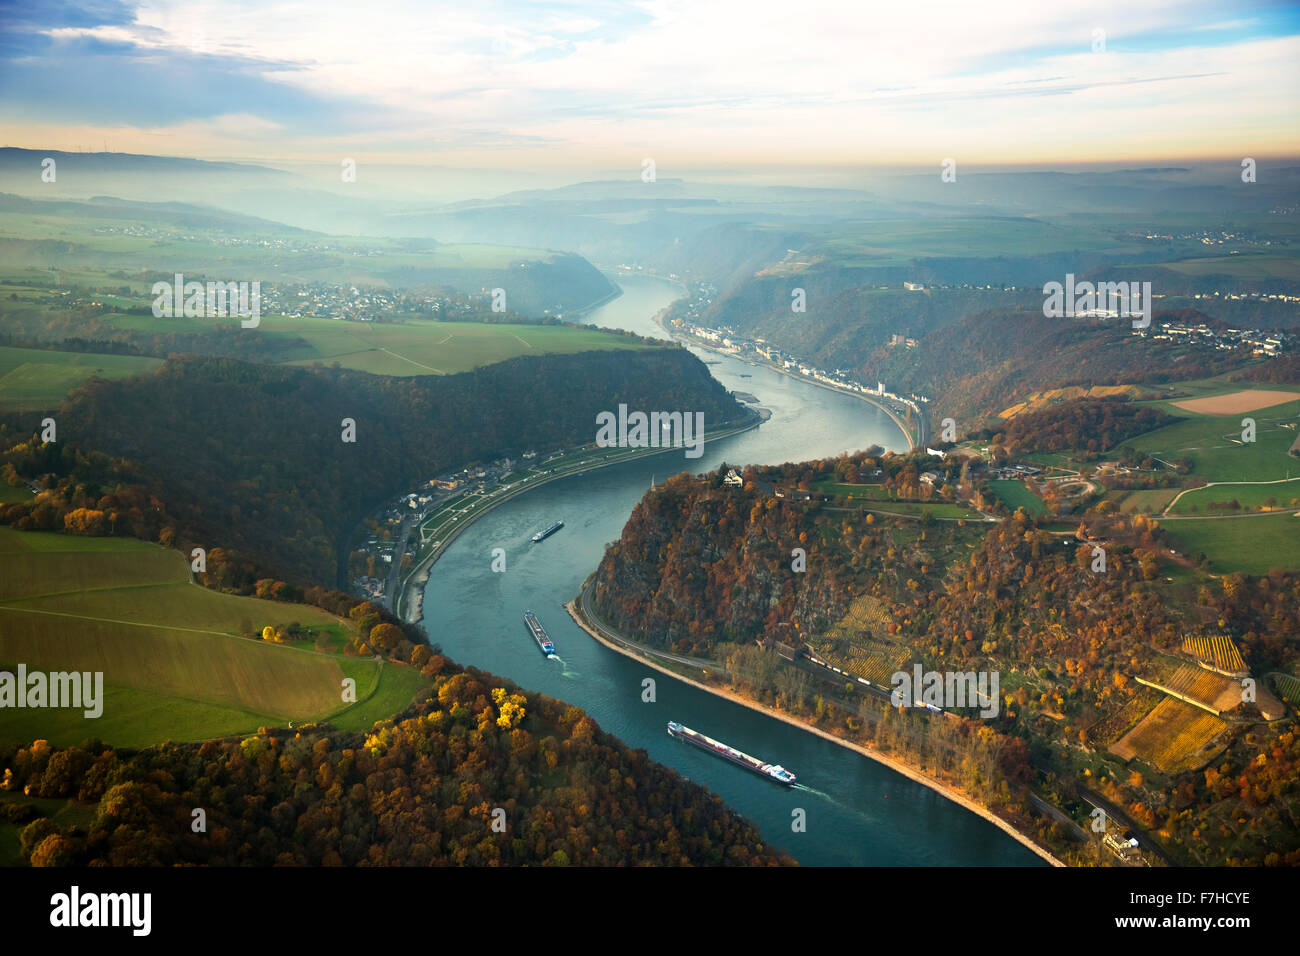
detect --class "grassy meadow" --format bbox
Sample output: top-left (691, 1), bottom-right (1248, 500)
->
top-left (1120, 396), bottom-right (1300, 483)
top-left (987, 479), bottom-right (1047, 516)
top-left (0, 528), bottom-right (425, 747)
top-left (1159, 512), bottom-right (1300, 576)
top-left (0, 346), bottom-right (162, 412)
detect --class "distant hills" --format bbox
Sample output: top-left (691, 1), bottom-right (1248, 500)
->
top-left (0, 187), bottom-right (619, 316)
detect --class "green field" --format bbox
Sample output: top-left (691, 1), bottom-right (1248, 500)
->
top-left (0, 315), bottom-right (651, 405)
top-left (846, 500), bottom-right (979, 519)
top-left (0, 207), bottom-right (554, 275)
top-left (0, 528), bottom-right (425, 746)
top-left (0, 346), bottom-right (162, 411)
top-left (1020, 451), bottom-right (1079, 470)
top-left (1169, 478), bottom-right (1300, 515)
top-left (1159, 513), bottom-right (1300, 576)
top-left (0, 484), bottom-right (31, 504)
top-left (811, 481), bottom-right (982, 518)
top-left (813, 480), bottom-right (884, 498)
top-left (1121, 398), bottom-right (1300, 483)
top-left (77, 311), bottom-right (650, 377)
top-left (988, 479), bottom-right (1047, 516)
top-left (0, 209), bottom-right (642, 386)
top-left (1116, 487), bottom-right (1180, 514)
top-left (275, 319), bottom-right (648, 375)
top-left (1161, 254), bottom-right (1300, 281)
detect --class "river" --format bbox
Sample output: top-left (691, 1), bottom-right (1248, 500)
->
top-left (419, 273), bottom-right (1044, 866)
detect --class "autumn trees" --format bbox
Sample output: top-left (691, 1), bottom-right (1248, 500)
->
top-left (585, 450), bottom-right (1300, 865)
top-left (981, 397), bottom-right (1170, 460)
top-left (1, 659), bottom-right (793, 867)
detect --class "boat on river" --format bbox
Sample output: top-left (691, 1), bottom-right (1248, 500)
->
top-left (523, 610), bottom-right (556, 657)
top-left (667, 721), bottom-right (796, 786)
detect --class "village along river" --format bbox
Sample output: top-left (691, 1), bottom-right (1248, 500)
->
top-left (419, 274), bottom-right (1044, 865)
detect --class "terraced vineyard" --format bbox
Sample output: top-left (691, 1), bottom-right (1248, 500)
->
top-left (817, 593), bottom-right (907, 684)
top-left (1157, 663), bottom-right (1240, 713)
top-left (1181, 634), bottom-right (1247, 674)
top-left (827, 642), bottom-right (910, 685)
top-left (1271, 673), bottom-right (1300, 710)
top-left (828, 593), bottom-right (892, 636)
top-left (1110, 698), bottom-right (1229, 773)
top-left (1087, 686), bottom-right (1163, 746)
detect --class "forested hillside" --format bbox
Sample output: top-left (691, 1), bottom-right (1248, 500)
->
top-left (2, 657), bottom-right (792, 866)
top-left (980, 399), bottom-right (1171, 457)
top-left (699, 273), bottom-right (1277, 425)
top-left (378, 252), bottom-right (618, 317)
top-left (589, 455), bottom-right (1300, 865)
top-left (0, 347), bottom-right (751, 584)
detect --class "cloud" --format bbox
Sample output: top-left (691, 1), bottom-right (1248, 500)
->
top-left (0, 0), bottom-right (1296, 165)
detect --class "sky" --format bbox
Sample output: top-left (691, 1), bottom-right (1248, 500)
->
top-left (1, 0), bottom-right (1298, 172)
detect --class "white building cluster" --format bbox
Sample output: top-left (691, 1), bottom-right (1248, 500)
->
top-left (681, 322), bottom-right (929, 412)
top-left (1142, 321), bottom-right (1288, 356)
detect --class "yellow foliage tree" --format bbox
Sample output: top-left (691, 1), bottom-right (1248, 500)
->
top-left (491, 687), bottom-right (527, 729)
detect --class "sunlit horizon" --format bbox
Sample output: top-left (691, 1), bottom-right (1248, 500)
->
top-left (2, 0), bottom-right (1298, 171)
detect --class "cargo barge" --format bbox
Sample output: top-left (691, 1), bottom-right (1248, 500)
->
top-left (666, 721), bottom-right (796, 786)
top-left (531, 520), bottom-right (564, 543)
top-left (523, 610), bottom-right (556, 657)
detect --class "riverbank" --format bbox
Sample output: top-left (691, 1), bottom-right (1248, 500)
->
top-left (768, 362), bottom-right (921, 452)
top-left (395, 416), bottom-right (764, 624)
top-left (567, 281), bottom-right (623, 319)
top-left (649, 312), bottom-right (921, 452)
top-left (565, 595), bottom-right (1065, 868)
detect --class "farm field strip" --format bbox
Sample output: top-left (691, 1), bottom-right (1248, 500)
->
top-left (1171, 389), bottom-right (1300, 416)
top-left (0, 345), bottom-right (163, 411)
top-left (1150, 664), bottom-right (1240, 712)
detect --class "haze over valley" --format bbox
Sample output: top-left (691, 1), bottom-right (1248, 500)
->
top-left (0, 2), bottom-right (1298, 921)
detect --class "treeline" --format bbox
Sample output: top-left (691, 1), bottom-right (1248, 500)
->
top-left (0, 348), bottom-right (748, 585)
top-left (1, 661), bottom-right (793, 867)
top-left (0, 296), bottom-right (583, 364)
top-left (0, 299), bottom-right (311, 362)
top-left (1236, 354), bottom-right (1300, 385)
top-left (976, 398), bottom-right (1170, 457)
top-left (0, 329), bottom-right (150, 356)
